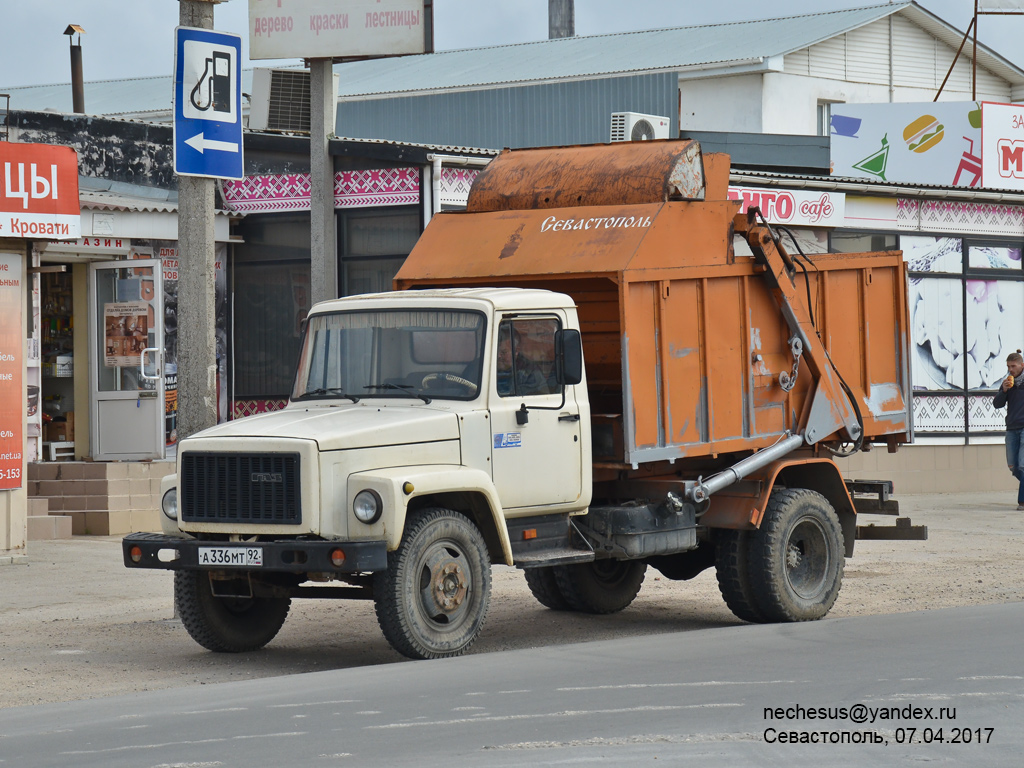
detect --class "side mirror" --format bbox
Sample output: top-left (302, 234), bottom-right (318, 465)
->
top-left (556, 328), bottom-right (583, 386)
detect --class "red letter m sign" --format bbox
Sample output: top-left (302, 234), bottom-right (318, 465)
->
top-left (998, 139), bottom-right (1024, 178)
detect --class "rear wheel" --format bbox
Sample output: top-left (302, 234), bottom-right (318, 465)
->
top-left (523, 566), bottom-right (572, 610)
top-left (373, 508), bottom-right (491, 659)
top-left (174, 571), bottom-right (290, 653)
top-left (745, 488), bottom-right (845, 622)
top-left (553, 559), bottom-right (646, 614)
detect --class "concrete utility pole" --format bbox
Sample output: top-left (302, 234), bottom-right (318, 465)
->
top-left (177, 0), bottom-right (218, 439)
top-left (309, 59), bottom-right (337, 305)
top-left (549, 0), bottom-right (575, 39)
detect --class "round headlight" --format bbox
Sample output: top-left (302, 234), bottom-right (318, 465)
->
top-left (161, 488), bottom-right (178, 520)
top-left (353, 489), bottom-right (383, 524)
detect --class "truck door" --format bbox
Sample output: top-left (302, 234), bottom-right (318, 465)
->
top-left (489, 315), bottom-right (583, 510)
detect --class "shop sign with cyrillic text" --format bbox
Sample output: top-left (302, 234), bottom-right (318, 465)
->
top-left (0, 252), bottom-right (23, 490)
top-left (249, 0), bottom-right (427, 59)
top-left (0, 143), bottom-right (80, 240)
top-left (728, 187), bottom-right (846, 227)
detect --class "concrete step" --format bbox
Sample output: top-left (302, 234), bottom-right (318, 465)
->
top-left (27, 515), bottom-right (73, 541)
top-left (27, 497), bottom-right (49, 516)
top-left (25, 461), bottom-right (174, 535)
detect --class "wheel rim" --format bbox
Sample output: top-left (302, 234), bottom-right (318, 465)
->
top-left (590, 559), bottom-right (634, 588)
top-left (416, 539), bottom-right (472, 630)
top-left (784, 517), bottom-right (831, 599)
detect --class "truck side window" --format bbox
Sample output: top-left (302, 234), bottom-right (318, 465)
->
top-left (497, 318), bottom-right (559, 397)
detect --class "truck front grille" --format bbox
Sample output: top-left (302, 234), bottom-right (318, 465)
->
top-left (181, 453), bottom-right (301, 525)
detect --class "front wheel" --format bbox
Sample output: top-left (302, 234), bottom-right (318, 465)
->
top-left (553, 559), bottom-right (646, 614)
top-left (174, 571), bottom-right (291, 652)
top-left (373, 508), bottom-right (491, 659)
top-left (745, 488), bottom-right (845, 622)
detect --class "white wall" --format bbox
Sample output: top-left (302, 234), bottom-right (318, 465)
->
top-left (682, 10), bottom-right (1018, 138)
top-left (679, 74), bottom-right (764, 133)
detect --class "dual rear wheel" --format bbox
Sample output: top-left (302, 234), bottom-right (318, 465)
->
top-left (524, 559), bottom-right (647, 614)
top-left (716, 488), bottom-right (845, 623)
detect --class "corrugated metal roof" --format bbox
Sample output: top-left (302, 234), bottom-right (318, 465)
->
top-left (333, 136), bottom-right (500, 156)
top-left (4, 3), bottom-right (1022, 117)
top-left (332, 2), bottom-right (1024, 98)
top-left (0, 70), bottom-right (254, 119)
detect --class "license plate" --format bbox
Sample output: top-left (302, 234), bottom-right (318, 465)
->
top-left (197, 546), bottom-right (263, 567)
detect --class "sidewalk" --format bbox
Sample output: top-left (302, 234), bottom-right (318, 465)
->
top-left (1, 491), bottom-right (1022, 709)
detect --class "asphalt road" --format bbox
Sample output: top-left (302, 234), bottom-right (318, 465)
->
top-left (1, 601), bottom-right (1021, 768)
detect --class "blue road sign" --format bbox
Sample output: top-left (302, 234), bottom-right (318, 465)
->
top-left (173, 27), bottom-right (244, 180)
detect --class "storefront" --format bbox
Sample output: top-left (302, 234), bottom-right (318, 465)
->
top-left (729, 175), bottom-right (1024, 493)
top-left (1, 141), bottom-right (80, 562)
top-left (29, 202), bottom-right (233, 464)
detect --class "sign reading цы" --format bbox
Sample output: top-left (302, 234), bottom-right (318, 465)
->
top-left (0, 143), bottom-right (81, 240)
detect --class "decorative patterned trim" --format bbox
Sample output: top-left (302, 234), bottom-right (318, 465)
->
top-left (232, 399), bottom-right (288, 419)
top-left (223, 169), bottom-right (421, 214)
top-left (897, 198), bottom-right (1024, 236)
top-left (439, 167), bottom-right (480, 207)
top-left (968, 394), bottom-right (1006, 432)
top-left (912, 394), bottom-right (965, 433)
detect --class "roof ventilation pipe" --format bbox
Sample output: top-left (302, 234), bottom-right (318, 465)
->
top-left (549, 0), bottom-right (574, 39)
top-left (64, 24), bottom-right (86, 114)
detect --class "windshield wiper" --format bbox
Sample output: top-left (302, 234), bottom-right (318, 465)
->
top-left (298, 387), bottom-right (359, 402)
top-left (364, 383), bottom-right (432, 404)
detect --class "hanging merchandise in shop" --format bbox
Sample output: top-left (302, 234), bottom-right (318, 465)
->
top-left (0, 253), bottom-right (23, 489)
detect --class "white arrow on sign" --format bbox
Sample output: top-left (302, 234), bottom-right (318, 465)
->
top-left (184, 132), bottom-right (239, 154)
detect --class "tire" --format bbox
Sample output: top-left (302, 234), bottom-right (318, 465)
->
top-left (373, 508), bottom-right (491, 660)
top-left (174, 570), bottom-right (291, 653)
top-left (553, 559), bottom-right (646, 614)
top-left (715, 529), bottom-right (768, 623)
top-left (745, 488), bottom-right (845, 622)
top-left (523, 566), bottom-right (572, 611)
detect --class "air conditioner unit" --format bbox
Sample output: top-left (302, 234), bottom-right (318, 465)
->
top-left (248, 68), bottom-right (339, 134)
top-left (610, 112), bottom-right (670, 142)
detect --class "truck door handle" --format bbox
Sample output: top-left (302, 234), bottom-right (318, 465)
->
top-left (558, 413), bottom-right (580, 422)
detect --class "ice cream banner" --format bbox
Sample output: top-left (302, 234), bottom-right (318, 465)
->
top-left (830, 101), bottom-right (982, 188)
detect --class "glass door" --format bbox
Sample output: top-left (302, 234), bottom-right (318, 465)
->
top-left (89, 260), bottom-right (164, 460)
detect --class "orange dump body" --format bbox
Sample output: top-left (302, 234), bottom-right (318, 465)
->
top-left (396, 141), bottom-right (911, 467)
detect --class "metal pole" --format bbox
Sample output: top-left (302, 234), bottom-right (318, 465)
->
top-left (310, 58), bottom-right (338, 305)
top-left (972, 0), bottom-right (978, 101)
top-left (176, 0), bottom-right (218, 439)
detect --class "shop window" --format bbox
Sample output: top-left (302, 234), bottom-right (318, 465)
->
top-left (829, 230), bottom-right (898, 254)
top-left (340, 209), bottom-right (420, 297)
top-left (902, 235), bottom-right (962, 274)
top-left (233, 214), bottom-right (311, 399)
top-left (966, 242), bottom-right (1023, 270)
top-left (903, 233), bottom-right (1024, 438)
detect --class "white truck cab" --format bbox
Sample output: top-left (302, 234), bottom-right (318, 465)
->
top-left (129, 288), bottom-right (592, 659)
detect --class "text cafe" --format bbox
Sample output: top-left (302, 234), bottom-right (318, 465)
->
top-left (0, 141), bottom-right (80, 564)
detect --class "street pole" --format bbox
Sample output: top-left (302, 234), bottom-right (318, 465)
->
top-left (177, 0), bottom-right (218, 439)
top-left (309, 58), bottom-right (337, 305)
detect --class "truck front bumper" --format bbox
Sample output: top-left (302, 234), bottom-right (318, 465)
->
top-left (122, 532), bottom-right (389, 573)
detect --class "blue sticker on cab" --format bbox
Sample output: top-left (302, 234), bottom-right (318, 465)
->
top-left (493, 432), bottom-right (522, 448)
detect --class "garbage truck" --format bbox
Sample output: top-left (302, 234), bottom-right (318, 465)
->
top-left (123, 140), bottom-right (924, 660)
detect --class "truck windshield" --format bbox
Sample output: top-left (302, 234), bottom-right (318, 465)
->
top-left (292, 309), bottom-right (486, 402)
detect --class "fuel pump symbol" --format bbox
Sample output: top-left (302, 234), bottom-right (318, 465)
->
top-left (189, 51), bottom-right (231, 114)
